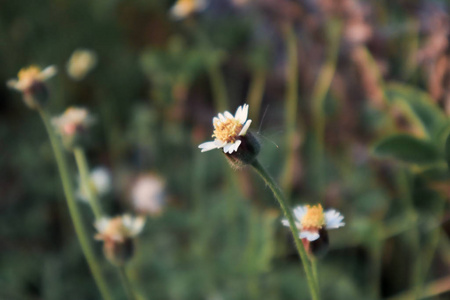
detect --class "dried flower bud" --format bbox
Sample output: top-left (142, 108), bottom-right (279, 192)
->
top-left (66, 49), bottom-right (98, 81)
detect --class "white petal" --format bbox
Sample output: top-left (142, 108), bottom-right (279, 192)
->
top-left (231, 140), bottom-right (241, 152)
top-left (224, 111), bottom-right (233, 119)
top-left (238, 104), bottom-right (249, 123)
top-left (129, 216), bottom-right (146, 236)
top-left (40, 65), bottom-right (57, 81)
top-left (281, 219), bottom-right (290, 227)
top-left (293, 206), bottom-right (308, 222)
top-left (94, 218), bottom-right (110, 233)
top-left (223, 143), bottom-right (234, 153)
top-left (234, 106), bottom-right (243, 121)
top-left (238, 120), bottom-right (252, 136)
top-left (199, 141), bottom-right (219, 152)
top-left (300, 230), bottom-right (320, 241)
top-left (6, 79), bottom-right (21, 91)
top-left (214, 139), bottom-right (226, 147)
top-left (218, 113), bottom-right (226, 122)
top-left (325, 209), bottom-right (345, 229)
top-left (213, 117), bottom-right (220, 125)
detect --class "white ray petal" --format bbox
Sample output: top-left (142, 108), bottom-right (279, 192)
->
top-left (224, 111), bottom-right (233, 119)
top-left (6, 79), bottom-right (21, 91)
top-left (40, 65), bottom-right (57, 80)
top-left (325, 209), bottom-right (345, 229)
top-left (300, 230), bottom-right (320, 241)
top-left (94, 217), bottom-right (110, 233)
top-left (214, 139), bottom-right (226, 147)
top-left (238, 104), bottom-right (249, 123)
top-left (223, 143), bottom-right (234, 153)
top-left (293, 206), bottom-right (308, 222)
top-left (239, 120), bottom-right (252, 136)
top-left (199, 141), bottom-right (218, 152)
top-left (218, 113), bottom-right (226, 122)
top-left (231, 140), bottom-right (241, 152)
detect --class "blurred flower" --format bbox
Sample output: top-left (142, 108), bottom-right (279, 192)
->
top-left (7, 65), bottom-right (57, 109)
top-left (95, 214), bottom-right (145, 265)
top-left (66, 49), bottom-right (98, 81)
top-left (52, 107), bottom-right (94, 149)
top-left (131, 173), bottom-right (166, 216)
top-left (199, 104), bottom-right (252, 154)
top-left (282, 204), bottom-right (345, 257)
top-left (170, 0), bottom-right (207, 20)
top-left (78, 167), bottom-right (112, 202)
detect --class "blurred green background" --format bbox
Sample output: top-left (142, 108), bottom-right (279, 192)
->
top-left (1, 0), bottom-right (450, 299)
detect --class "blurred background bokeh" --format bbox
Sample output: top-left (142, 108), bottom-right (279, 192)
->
top-left (1, 0), bottom-right (450, 299)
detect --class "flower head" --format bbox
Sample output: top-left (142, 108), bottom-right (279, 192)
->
top-left (52, 107), bottom-right (95, 149)
top-left (282, 204), bottom-right (344, 257)
top-left (199, 104), bottom-right (252, 154)
top-left (282, 204), bottom-right (345, 241)
top-left (95, 214), bottom-right (145, 243)
top-left (170, 0), bottom-right (207, 20)
top-left (77, 167), bottom-right (111, 202)
top-left (131, 173), bottom-right (166, 216)
top-left (95, 214), bottom-right (145, 265)
top-left (7, 65), bottom-right (57, 109)
top-left (66, 49), bottom-right (98, 81)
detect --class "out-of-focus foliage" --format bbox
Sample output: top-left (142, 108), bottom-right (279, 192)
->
top-left (1, 0), bottom-right (450, 299)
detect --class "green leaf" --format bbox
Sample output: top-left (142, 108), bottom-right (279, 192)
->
top-left (385, 83), bottom-right (446, 137)
top-left (373, 134), bottom-right (441, 165)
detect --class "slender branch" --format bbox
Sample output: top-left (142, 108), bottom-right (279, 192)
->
top-left (73, 147), bottom-right (103, 220)
top-left (118, 266), bottom-right (137, 300)
top-left (38, 108), bottom-right (112, 300)
top-left (251, 159), bottom-right (319, 300)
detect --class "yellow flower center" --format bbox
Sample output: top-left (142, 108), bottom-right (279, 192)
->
top-left (212, 118), bottom-right (243, 143)
top-left (301, 204), bottom-right (325, 230)
top-left (176, 0), bottom-right (196, 12)
top-left (104, 217), bottom-right (129, 239)
top-left (18, 65), bottom-right (41, 82)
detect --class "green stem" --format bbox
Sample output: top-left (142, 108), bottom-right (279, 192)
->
top-left (38, 108), bottom-right (113, 300)
top-left (247, 67), bottom-right (266, 124)
top-left (73, 147), bottom-right (103, 220)
top-left (311, 258), bottom-right (319, 290)
top-left (310, 20), bottom-right (341, 199)
top-left (280, 23), bottom-right (299, 197)
top-left (251, 159), bottom-right (319, 300)
top-left (208, 64), bottom-right (228, 112)
top-left (118, 266), bottom-right (137, 300)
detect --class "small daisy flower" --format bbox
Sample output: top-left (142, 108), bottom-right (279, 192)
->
top-left (52, 107), bottom-right (94, 149)
top-left (199, 104), bottom-right (252, 154)
top-left (131, 173), bottom-right (166, 216)
top-left (66, 49), bottom-right (98, 81)
top-left (282, 204), bottom-right (345, 257)
top-left (7, 65), bottom-right (57, 109)
top-left (170, 0), bottom-right (207, 20)
top-left (95, 215), bottom-right (145, 265)
top-left (199, 104), bottom-right (260, 167)
top-left (78, 167), bottom-right (111, 202)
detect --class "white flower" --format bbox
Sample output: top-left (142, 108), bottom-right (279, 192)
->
top-left (281, 204), bottom-right (345, 241)
top-left (7, 65), bottom-right (57, 92)
top-left (198, 104), bottom-right (252, 154)
top-left (95, 214), bottom-right (145, 242)
top-left (52, 107), bottom-right (94, 136)
top-left (170, 0), bottom-right (207, 20)
top-left (131, 174), bottom-right (165, 216)
top-left (66, 49), bottom-right (98, 81)
top-left (78, 167), bottom-right (111, 202)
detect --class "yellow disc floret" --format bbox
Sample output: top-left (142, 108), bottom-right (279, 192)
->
top-left (18, 65), bottom-right (42, 82)
top-left (213, 118), bottom-right (243, 143)
top-left (301, 204), bottom-right (325, 230)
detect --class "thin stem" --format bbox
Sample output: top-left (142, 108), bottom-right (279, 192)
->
top-left (247, 67), bottom-right (266, 125)
top-left (251, 159), bottom-right (319, 300)
top-left (311, 258), bottom-right (319, 290)
top-left (73, 147), bottom-right (103, 220)
top-left (280, 23), bottom-right (299, 197)
top-left (310, 19), bottom-right (342, 199)
top-left (208, 64), bottom-right (228, 112)
top-left (38, 108), bottom-right (113, 300)
top-left (118, 266), bottom-right (137, 300)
